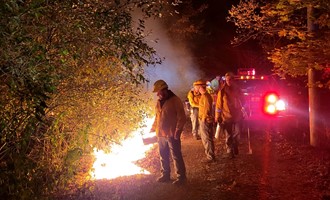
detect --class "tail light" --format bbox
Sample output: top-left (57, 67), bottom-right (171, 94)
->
top-left (263, 92), bottom-right (286, 115)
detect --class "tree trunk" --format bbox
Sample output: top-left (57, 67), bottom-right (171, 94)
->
top-left (308, 68), bottom-right (318, 147)
top-left (307, 5), bottom-right (320, 147)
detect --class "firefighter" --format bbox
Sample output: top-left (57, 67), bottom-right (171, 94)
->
top-left (150, 80), bottom-right (187, 185)
top-left (215, 72), bottom-right (244, 158)
top-left (187, 80), bottom-right (204, 140)
top-left (198, 81), bottom-right (216, 163)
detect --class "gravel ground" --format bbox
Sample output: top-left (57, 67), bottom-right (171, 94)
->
top-left (57, 123), bottom-right (330, 200)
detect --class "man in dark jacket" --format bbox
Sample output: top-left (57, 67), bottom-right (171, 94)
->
top-left (150, 80), bottom-right (187, 185)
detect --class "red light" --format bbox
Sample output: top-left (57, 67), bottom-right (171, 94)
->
top-left (266, 94), bottom-right (278, 103)
top-left (238, 68), bottom-right (256, 76)
top-left (263, 92), bottom-right (279, 115)
top-left (265, 105), bottom-right (276, 114)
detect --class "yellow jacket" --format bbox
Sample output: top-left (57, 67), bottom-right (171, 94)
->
top-left (198, 92), bottom-right (214, 123)
top-left (151, 91), bottom-right (186, 137)
top-left (187, 90), bottom-right (201, 108)
top-left (215, 84), bottom-right (244, 123)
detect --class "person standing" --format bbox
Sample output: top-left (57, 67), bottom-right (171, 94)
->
top-left (187, 80), bottom-right (203, 140)
top-left (198, 81), bottom-right (216, 163)
top-left (150, 80), bottom-right (187, 185)
top-left (215, 72), bottom-right (244, 158)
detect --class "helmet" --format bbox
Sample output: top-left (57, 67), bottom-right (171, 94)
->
top-left (193, 80), bottom-right (206, 86)
top-left (225, 72), bottom-right (235, 78)
top-left (152, 80), bottom-right (168, 93)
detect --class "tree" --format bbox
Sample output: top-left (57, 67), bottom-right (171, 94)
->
top-left (228, 0), bottom-right (330, 77)
top-left (227, 0), bottom-right (330, 147)
top-left (0, 0), bottom-right (179, 198)
top-left (164, 0), bottom-right (209, 41)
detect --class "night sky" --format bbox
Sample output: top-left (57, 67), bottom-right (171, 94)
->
top-left (187, 0), bottom-right (273, 77)
top-left (144, 0), bottom-right (273, 96)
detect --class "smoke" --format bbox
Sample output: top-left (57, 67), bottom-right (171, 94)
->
top-left (141, 16), bottom-right (204, 100)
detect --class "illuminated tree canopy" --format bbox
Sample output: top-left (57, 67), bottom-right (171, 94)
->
top-left (0, 0), bottom-right (179, 198)
top-left (227, 0), bottom-right (330, 87)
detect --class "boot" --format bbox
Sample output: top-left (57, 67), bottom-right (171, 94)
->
top-left (172, 176), bottom-right (187, 185)
top-left (157, 175), bottom-right (171, 183)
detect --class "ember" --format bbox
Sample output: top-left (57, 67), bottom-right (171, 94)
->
top-left (90, 118), bottom-right (156, 180)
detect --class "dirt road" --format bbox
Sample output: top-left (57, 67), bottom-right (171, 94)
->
top-left (58, 126), bottom-right (330, 200)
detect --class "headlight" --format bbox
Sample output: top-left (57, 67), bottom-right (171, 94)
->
top-left (275, 100), bottom-right (286, 111)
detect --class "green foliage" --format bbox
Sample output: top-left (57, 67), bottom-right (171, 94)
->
top-left (0, 0), bottom-right (176, 199)
top-left (228, 0), bottom-right (330, 87)
top-left (51, 57), bottom-right (155, 151)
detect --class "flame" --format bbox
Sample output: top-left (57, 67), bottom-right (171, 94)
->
top-left (90, 117), bottom-right (156, 180)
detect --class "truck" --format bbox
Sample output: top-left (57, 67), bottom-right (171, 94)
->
top-left (219, 68), bottom-right (300, 134)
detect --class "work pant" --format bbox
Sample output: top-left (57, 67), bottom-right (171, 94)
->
top-left (190, 107), bottom-right (199, 136)
top-left (199, 120), bottom-right (215, 160)
top-left (158, 137), bottom-right (186, 179)
top-left (223, 121), bottom-right (240, 155)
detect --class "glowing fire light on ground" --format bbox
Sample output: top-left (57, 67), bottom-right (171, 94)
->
top-left (90, 117), bottom-right (156, 180)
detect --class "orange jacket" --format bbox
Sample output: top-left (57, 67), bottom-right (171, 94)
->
top-left (151, 91), bottom-right (186, 137)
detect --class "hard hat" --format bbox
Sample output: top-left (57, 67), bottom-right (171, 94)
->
top-left (193, 80), bottom-right (206, 86)
top-left (225, 72), bottom-right (235, 78)
top-left (152, 80), bottom-right (168, 93)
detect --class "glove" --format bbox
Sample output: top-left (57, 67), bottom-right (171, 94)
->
top-left (174, 129), bottom-right (182, 140)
